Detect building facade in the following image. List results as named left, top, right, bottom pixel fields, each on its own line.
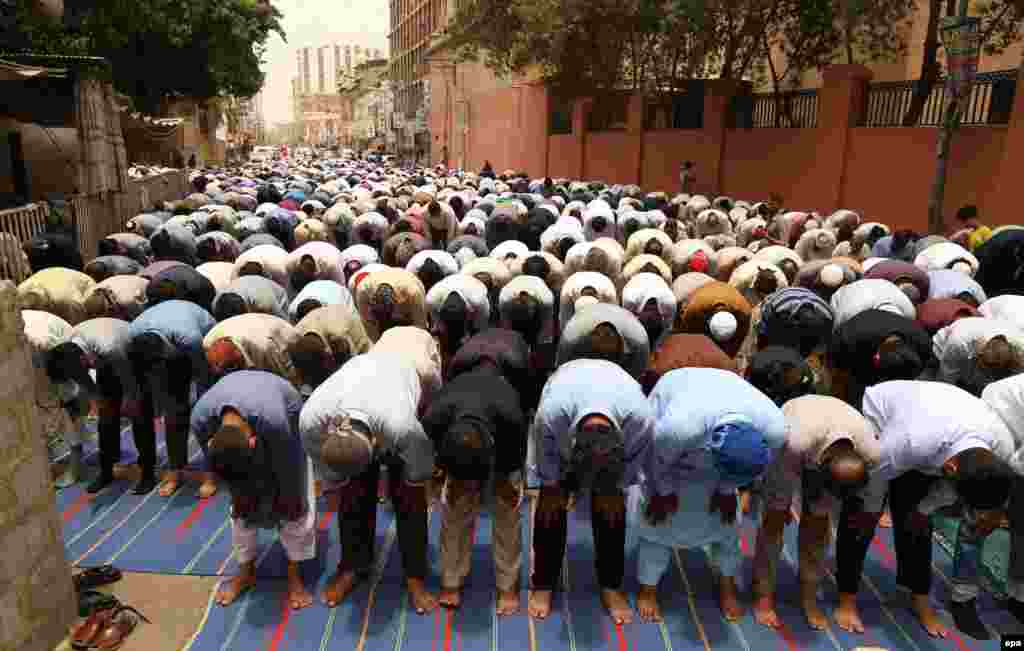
left=389, top=0, right=456, bottom=159
left=291, top=41, right=387, bottom=147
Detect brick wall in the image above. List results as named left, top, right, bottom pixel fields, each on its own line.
left=0, top=280, right=76, bottom=651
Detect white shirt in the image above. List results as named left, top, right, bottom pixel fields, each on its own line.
left=830, top=279, right=916, bottom=331
left=979, top=296, right=1024, bottom=329
left=981, top=375, right=1024, bottom=476
left=859, top=380, right=1015, bottom=513
left=932, top=316, right=1024, bottom=384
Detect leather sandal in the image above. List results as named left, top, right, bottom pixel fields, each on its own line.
left=73, top=565, right=122, bottom=591
left=70, top=606, right=119, bottom=650
left=92, top=605, right=150, bottom=650
left=77, top=589, right=119, bottom=618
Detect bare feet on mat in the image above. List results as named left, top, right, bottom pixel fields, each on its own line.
left=287, top=571, right=313, bottom=610
left=439, top=586, right=462, bottom=609
left=197, top=478, right=217, bottom=499
left=407, top=577, right=437, bottom=614
left=322, top=570, right=358, bottom=608
left=601, top=588, right=634, bottom=625
left=496, top=589, right=520, bottom=616
left=801, top=593, right=828, bottom=631
left=216, top=572, right=255, bottom=606
left=718, top=576, right=744, bottom=621
left=878, top=509, right=892, bottom=528
left=834, top=594, right=865, bottom=633
left=528, top=590, right=553, bottom=619
left=159, top=471, right=180, bottom=497
left=911, top=594, right=947, bottom=638
left=637, top=585, right=662, bottom=623
left=753, top=594, right=782, bottom=628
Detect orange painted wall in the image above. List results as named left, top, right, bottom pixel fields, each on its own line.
left=720, top=128, right=826, bottom=209
left=640, top=130, right=713, bottom=193
left=584, top=132, right=638, bottom=185
left=518, top=84, right=549, bottom=178
left=844, top=126, right=1007, bottom=232
left=466, top=86, right=519, bottom=173
left=547, top=135, right=580, bottom=179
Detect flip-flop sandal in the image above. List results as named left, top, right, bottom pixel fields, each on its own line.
left=92, top=605, right=150, bottom=650
left=77, top=589, right=120, bottom=617
left=70, top=605, right=119, bottom=650
left=73, top=565, right=122, bottom=591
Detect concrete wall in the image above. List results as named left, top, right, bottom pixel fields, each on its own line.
left=0, top=280, right=76, bottom=651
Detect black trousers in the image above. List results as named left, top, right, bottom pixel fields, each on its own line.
left=337, top=461, right=428, bottom=580
left=131, top=355, right=193, bottom=469
left=836, top=470, right=936, bottom=595
left=531, top=489, right=626, bottom=591
left=95, top=365, right=156, bottom=476
left=1009, top=476, right=1024, bottom=587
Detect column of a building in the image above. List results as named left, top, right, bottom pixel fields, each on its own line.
left=571, top=98, right=592, bottom=180
left=988, top=70, right=1024, bottom=220
left=627, top=93, right=644, bottom=186
left=816, top=64, right=873, bottom=210
left=702, top=79, right=741, bottom=197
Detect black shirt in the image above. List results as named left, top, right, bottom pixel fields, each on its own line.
left=420, top=366, right=527, bottom=477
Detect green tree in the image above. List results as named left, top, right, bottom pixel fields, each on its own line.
left=902, top=0, right=1023, bottom=126
left=10, top=0, right=284, bottom=115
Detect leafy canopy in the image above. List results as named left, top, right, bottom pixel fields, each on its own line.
left=10, top=0, right=285, bottom=114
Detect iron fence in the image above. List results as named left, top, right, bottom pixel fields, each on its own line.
left=860, top=68, right=1018, bottom=127
left=739, top=89, right=819, bottom=128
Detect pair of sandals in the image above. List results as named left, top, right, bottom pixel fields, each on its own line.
left=70, top=597, right=149, bottom=650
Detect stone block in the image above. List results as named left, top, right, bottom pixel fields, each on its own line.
left=11, top=448, right=49, bottom=518
left=0, top=518, right=48, bottom=591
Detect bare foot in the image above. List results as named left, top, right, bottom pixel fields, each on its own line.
left=287, top=574, right=313, bottom=610
left=753, top=594, right=781, bottom=628
left=322, top=570, right=359, bottom=608
left=601, top=588, right=634, bottom=625
left=159, top=471, right=180, bottom=497
left=216, top=573, right=256, bottom=606
left=407, top=577, right=438, bottom=614
left=834, top=594, right=865, bottom=633
left=439, top=586, right=462, bottom=609
left=719, top=576, right=744, bottom=621
left=496, top=589, right=520, bottom=616
left=878, top=510, right=892, bottom=528
left=637, top=585, right=662, bottom=623
left=911, top=594, right=947, bottom=638
left=528, top=590, right=553, bottom=619
left=198, top=478, right=218, bottom=499
left=801, top=595, right=828, bottom=631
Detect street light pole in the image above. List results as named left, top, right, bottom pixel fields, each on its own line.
left=926, top=0, right=979, bottom=235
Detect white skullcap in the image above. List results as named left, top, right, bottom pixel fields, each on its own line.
left=708, top=311, right=738, bottom=342
left=861, top=257, right=885, bottom=273
left=820, top=263, right=845, bottom=288
left=574, top=296, right=600, bottom=313
left=951, top=261, right=973, bottom=275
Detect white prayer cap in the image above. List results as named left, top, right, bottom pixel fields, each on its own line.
left=708, top=311, right=738, bottom=342
left=820, top=263, right=845, bottom=288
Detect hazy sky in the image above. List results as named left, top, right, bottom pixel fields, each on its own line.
left=259, top=0, right=390, bottom=126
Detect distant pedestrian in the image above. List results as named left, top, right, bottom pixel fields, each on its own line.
left=679, top=161, right=695, bottom=194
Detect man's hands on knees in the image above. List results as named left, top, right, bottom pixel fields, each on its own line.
left=645, top=493, right=678, bottom=526
left=709, top=491, right=738, bottom=524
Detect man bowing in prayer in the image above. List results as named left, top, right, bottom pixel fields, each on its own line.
left=638, top=368, right=786, bottom=623
left=421, top=351, right=528, bottom=615
left=529, top=358, right=654, bottom=624
left=191, top=370, right=315, bottom=610
left=299, top=336, right=439, bottom=614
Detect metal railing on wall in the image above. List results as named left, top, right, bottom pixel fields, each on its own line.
left=0, top=203, right=48, bottom=283
left=738, top=89, right=819, bottom=128
left=860, top=68, right=1019, bottom=127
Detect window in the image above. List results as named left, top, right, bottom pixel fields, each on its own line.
left=549, top=96, right=573, bottom=135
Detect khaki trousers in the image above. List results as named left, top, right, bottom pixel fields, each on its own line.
left=752, top=508, right=831, bottom=598
left=440, top=473, right=522, bottom=593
